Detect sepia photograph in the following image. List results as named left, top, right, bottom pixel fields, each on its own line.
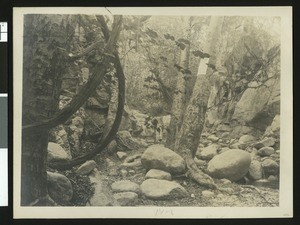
left=13, top=7, right=293, bottom=218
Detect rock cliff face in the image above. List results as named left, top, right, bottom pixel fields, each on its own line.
left=232, top=77, right=279, bottom=130
left=206, top=76, right=279, bottom=135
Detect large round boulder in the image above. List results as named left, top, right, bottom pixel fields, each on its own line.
left=141, top=144, right=186, bottom=174
left=207, top=149, right=251, bottom=181
left=47, top=171, right=73, bottom=204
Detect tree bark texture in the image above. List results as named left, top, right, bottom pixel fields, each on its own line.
left=175, top=16, right=224, bottom=188
left=101, top=72, right=119, bottom=139
left=21, top=15, right=70, bottom=205
left=21, top=15, right=124, bottom=205
left=166, top=42, right=190, bottom=148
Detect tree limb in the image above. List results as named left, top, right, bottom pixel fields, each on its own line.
left=69, top=40, right=105, bottom=60
left=49, top=15, right=125, bottom=170
left=22, top=16, right=122, bottom=132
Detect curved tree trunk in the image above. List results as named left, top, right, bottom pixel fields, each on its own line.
left=21, top=15, right=124, bottom=205
left=48, top=15, right=126, bottom=170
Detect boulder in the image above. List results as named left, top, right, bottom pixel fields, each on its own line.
left=47, top=142, right=71, bottom=163
left=260, top=137, right=276, bottom=147
left=229, top=125, right=254, bottom=139
left=140, top=179, right=188, bottom=200
left=196, top=144, right=220, bottom=160
left=47, top=171, right=73, bottom=204
left=111, top=180, right=140, bottom=194
left=194, top=158, right=207, bottom=167
left=116, top=151, right=128, bottom=161
left=113, top=192, right=138, bottom=206
left=202, top=190, right=214, bottom=198
left=262, top=159, right=279, bottom=176
left=268, top=175, right=279, bottom=182
left=207, top=149, right=251, bottom=181
left=120, top=154, right=144, bottom=172
left=207, top=135, right=219, bottom=142
left=232, top=78, right=278, bottom=124
left=257, top=147, right=275, bottom=157
left=76, top=160, right=97, bottom=175
left=265, top=114, right=280, bottom=137
left=230, top=142, right=241, bottom=149
left=141, top=144, right=186, bottom=174
left=202, top=139, right=211, bottom=146
left=239, top=135, right=256, bottom=144
left=247, top=160, right=263, bottom=180
left=145, top=169, right=172, bottom=181
left=253, top=142, right=265, bottom=150
left=220, top=132, right=229, bottom=139
left=124, top=154, right=142, bottom=163
left=120, top=159, right=143, bottom=170
left=220, top=178, right=232, bottom=185
left=50, top=125, right=72, bottom=158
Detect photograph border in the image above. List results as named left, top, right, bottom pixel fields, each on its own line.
left=13, top=6, right=293, bottom=219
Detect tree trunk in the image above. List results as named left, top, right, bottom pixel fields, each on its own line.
left=101, top=72, right=119, bottom=139
left=166, top=41, right=190, bottom=148
left=21, top=15, right=124, bottom=204
left=175, top=16, right=224, bottom=189
left=21, top=15, right=70, bottom=205
left=48, top=15, right=125, bottom=170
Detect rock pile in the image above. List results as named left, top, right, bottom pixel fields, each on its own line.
left=47, top=110, right=280, bottom=206
left=195, top=119, right=280, bottom=185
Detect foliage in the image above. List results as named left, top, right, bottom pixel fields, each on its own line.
left=63, top=170, right=95, bottom=206
left=22, top=15, right=77, bottom=124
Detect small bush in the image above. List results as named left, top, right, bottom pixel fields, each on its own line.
left=64, top=170, right=95, bottom=206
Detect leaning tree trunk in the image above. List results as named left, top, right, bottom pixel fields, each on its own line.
left=174, top=16, right=224, bottom=189
left=166, top=40, right=191, bottom=148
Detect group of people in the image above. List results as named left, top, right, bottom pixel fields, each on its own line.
left=143, top=115, right=170, bottom=143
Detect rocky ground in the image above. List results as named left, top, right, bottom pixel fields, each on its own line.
left=46, top=114, right=280, bottom=207
left=88, top=139, right=279, bottom=207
